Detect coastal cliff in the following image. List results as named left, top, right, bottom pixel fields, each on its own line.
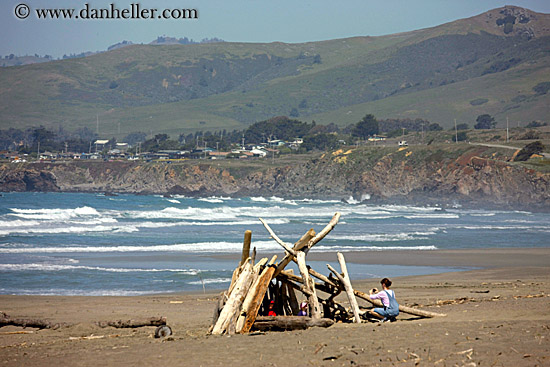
left=1, top=144, right=549, bottom=209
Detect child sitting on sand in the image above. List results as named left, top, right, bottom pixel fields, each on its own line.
left=368, top=278, right=399, bottom=322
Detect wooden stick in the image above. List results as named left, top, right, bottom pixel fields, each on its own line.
left=336, top=252, right=361, bottom=323
left=252, top=316, right=334, bottom=331
left=305, top=212, right=341, bottom=254
left=239, top=257, right=278, bottom=334
left=297, top=251, right=321, bottom=319
left=240, top=230, right=252, bottom=266
left=212, top=261, right=255, bottom=335
left=273, top=229, right=315, bottom=277
left=277, top=270, right=334, bottom=294
left=353, top=290, right=447, bottom=318
left=259, top=218, right=296, bottom=256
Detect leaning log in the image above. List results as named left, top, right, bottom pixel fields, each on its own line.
left=212, top=261, right=255, bottom=335
left=335, top=252, right=361, bottom=323
left=252, top=316, right=334, bottom=331
left=235, top=255, right=275, bottom=332
left=240, top=258, right=278, bottom=334
left=354, top=290, right=447, bottom=318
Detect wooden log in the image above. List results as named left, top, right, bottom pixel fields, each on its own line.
left=353, top=290, right=447, bottom=318
left=212, top=261, right=254, bottom=335
left=259, top=218, right=296, bottom=256
left=0, top=312, right=166, bottom=330
left=297, top=251, right=321, bottom=319
left=96, top=317, right=167, bottom=328
left=209, top=291, right=227, bottom=332
left=0, top=312, right=64, bottom=330
left=304, top=212, right=341, bottom=254
left=239, top=258, right=278, bottom=334
left=252, top=316, right=334, bottom=331
left=273, top=229, right=315, bottom=277
left=240, top=230, right=252, bottom=266
left=336, top=252, right=361, bottom=323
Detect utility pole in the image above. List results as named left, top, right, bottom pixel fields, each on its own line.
left=96, top=114, right=99, bottom=134
left=506, top=117, right=509, bottom=143
left=37, top=141, right=40, bottom=160
left=454, top=119, right=458, bottom=144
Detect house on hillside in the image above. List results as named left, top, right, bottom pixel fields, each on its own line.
left=94, top=139, right=109, bottom=152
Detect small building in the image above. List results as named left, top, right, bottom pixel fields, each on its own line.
left=94, top=139, right=110, bottom=152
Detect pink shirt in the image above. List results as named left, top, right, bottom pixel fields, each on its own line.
left=369, top=289, right=394, bottom=307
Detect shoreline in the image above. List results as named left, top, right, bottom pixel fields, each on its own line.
left=1, top=247, right=549, bottom=366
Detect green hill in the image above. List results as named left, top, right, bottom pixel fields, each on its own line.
left=1, top=6, right=549, bottom=137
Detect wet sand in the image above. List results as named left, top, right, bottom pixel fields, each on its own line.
left=1, top=248, right=549, bottom=366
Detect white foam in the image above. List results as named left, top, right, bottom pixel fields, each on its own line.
left=404, top=214, right=460, bottom=219
left=0, top=263, right=200, bottom=273
left=314, top=245, right=438, bottom=252
left=198, top=198, right=224, bottom=203
left=166, top=199, right=181, bottom=204
left=331, top=230, right=436, bottom=242
left=188, top=277, right=232, bottom=285
left=0, top=240, right=280, bottom=254
left=0, top=288, right=166, bottom=296
left=0, top=224, right=138, bottom=236
left=8, top=206, right=100, bottom=220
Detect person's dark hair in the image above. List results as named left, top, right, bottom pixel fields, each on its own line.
left=380, top=278, right=392, bottom=288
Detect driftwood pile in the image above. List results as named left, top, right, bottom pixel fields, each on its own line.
left=210, top=213, right=445, bottom=335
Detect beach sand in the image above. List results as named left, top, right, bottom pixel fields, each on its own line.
left=1, top=248, right=549, bottom=366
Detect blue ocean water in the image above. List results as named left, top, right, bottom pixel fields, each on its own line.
left=0, top=192, right=548, bottom=296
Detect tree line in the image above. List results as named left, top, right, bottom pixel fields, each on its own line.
left=1, top=113, right=526, bottom=155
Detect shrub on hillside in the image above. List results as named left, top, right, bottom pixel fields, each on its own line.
left=515, top=141, right=545, bottom=162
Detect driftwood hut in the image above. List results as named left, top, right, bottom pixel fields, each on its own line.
left=210, top=212, right=445, bottom=335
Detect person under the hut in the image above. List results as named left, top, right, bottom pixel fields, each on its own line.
left=368, top=277, right=399, bottom=322
left=298, top=301, right=308, bottom=316
left=267, top=300, right=277, bottom=316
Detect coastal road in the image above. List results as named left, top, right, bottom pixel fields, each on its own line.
left=470, top=142, right=550, bottom=158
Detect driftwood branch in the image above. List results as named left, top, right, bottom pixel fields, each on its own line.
left=273, top=229, right=315, bottom=277
left=96, top=317, right=167, bottom=328
left=0, top=312, right=167, bottom=330
left=0, top=312, right=64, bottom=330
left=259, top=218, right=296, bottom=256
left=354, top=290, right=447, bottom=318
left=304, top=212, right=341, bottom=254
left=336, top=252, right=361, bottom=323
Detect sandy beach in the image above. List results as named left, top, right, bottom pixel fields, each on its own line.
left=1, top=248, right=549, bottom=366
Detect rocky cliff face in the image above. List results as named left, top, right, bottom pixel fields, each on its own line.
left=1, top=145, right=549, bottom=210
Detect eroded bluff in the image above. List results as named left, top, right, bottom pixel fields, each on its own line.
left=1, top=145, right=548, bottom=210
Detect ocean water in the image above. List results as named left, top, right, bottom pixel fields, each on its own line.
left=0, top=192, right=548, bottom=296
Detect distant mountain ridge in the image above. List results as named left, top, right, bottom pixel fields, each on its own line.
left=1, top=6, right=549, bottom=135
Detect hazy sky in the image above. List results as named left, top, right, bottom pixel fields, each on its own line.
left=2, top=0, right=550, bottom=58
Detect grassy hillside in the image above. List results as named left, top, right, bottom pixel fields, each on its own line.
left=0, top=6, right=549, bottom=137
